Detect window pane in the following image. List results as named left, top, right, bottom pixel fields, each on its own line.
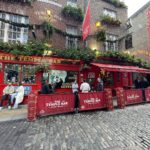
left=22, top=65, right=36, bottom=84
left=0, top=30, right=4, bottom=38
left=48, top=70, right=78, bottom=88
left=0, top=22, right=5, bottom=29
left=103, top=9, right=117, bottom=19
left=4, top=64, right=20, bottom=83
left=104, top=72, right=114, bottom=86
left=105, top=34, right=118, bottom=51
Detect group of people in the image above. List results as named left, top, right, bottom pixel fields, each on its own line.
left=71, top=78, right=104, bottom=113
left=40, top=77, right=63, bottom=94
left=0, top=81, right=24, bottom=110
left=134, top=76, right=149, bottom=89
left=72, top=77, right=104, bottom=94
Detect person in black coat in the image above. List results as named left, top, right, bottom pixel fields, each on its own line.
left=134, top=77, right=141, bottom=89
left=41, top=80, right=52, bottom=94
left=140, top=77, right=149, bottom=89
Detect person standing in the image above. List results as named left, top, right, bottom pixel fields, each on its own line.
left=140, top=77, right=149, bottom=89
left=134, top=77, right=141, bottom=89
left=97, top=77, right=104, bottom=91
left=72, top=80, right=79, bottom=113
left=140, top=77, right=149, bottom=101
left=0, top=82, right=14, bottom=110
left=80, top=79, right=90, bottom=93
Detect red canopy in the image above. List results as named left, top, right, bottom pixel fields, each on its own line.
left=91, top=63, right=150, bottom=74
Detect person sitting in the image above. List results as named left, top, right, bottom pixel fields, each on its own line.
left=41, top=80, right=51, bottom=94
left=80, top=79, right=91, bottom=93
left=11, top=82, right=25, bottom=109
left=0, top=82, right=14, bottom=110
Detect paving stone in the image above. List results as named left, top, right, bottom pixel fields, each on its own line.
left=2, top=104, right=150, bottom=149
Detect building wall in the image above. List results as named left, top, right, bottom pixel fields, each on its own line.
left=127, top=2, right=150, bottom=61
left=87, top=0, right=127, bottom=51
left=0, top=0, right=127, bottom=51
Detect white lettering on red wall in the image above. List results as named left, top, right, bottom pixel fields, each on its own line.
left=127, top=94, right=140, bottom=100
left=84, top=98, right=101, bottom=104
left=46, top=100, right=68, bottom=108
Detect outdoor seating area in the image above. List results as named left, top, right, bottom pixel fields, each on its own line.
left=27, top=87, right=150, bottom=121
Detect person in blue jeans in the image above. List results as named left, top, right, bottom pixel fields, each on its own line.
left=0, top=82, right=14, bottom=110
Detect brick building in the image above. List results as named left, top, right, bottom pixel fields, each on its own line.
left=0, top=0, right=127, bottom=52
left=125, top=1, right=150, bottom=61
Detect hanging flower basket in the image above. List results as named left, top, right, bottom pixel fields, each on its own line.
left=101, top=15, right=121, bottom=26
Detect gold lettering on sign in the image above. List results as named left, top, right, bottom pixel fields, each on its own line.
left=0, top=53, right=74, bottom=64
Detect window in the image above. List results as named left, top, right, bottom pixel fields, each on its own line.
left=22, top=65, right=36, bottom=84
left=43, top=70, right=78, bottom=88
left=0, top=12, right=29, bottom=43
left=103, top=8, right=117, bottom=19
left=4, top=64, right=36, bottom=84
left=66, top=25, right=78, bottom=49
left=0, top=12, right=5, bottom=41
left=102, top=71, right=114, bottom=86
left=4, top=64, right=20, bottom=83
left=105, top=34, right=118, bottom=51
left=67, top=0, right=77, bottom=7
left=125, top=34, right=132, bottom=49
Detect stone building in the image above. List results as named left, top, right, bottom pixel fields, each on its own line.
left=125, top=1, right=150, bottom=61
left=0, top=0, right=127, bottom=52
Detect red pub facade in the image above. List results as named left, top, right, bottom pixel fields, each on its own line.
left=1, top=51, right=150, bottom=121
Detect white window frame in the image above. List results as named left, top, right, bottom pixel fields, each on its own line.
left=105, top=34, right=118, bottom=51
left=0, top=12, right=29, bottom=43
left=103, top=8, right=117, bottom=19
left=66, top=25, right=78, bottom=49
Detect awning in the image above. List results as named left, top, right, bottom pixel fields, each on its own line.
left=91, top=63, right=150, bottom=74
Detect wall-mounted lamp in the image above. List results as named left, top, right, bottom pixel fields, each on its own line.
left=96, top=21, right=101, bottom=28
left=47, top=10, right=51, bottom=17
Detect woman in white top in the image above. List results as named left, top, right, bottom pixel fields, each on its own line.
left=12, top=82, right=24, bottom=109
left=80, top=79, right=91, bottom=93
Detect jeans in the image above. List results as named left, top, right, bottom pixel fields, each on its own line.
left=74, top=91, right=79, bottom=109
left=10, top=93, right=17, bottom=104
left=0, top=94, right=11, bottom=107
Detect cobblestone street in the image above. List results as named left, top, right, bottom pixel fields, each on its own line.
left=1, top=104, right=150, bottom=150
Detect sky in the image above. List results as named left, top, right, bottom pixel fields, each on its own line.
left=122, top=0, right=150, bottom=17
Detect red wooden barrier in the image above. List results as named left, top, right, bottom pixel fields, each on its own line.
left=124, top=89, right=143, bottom=105
left=27, top=92, right=37, bottom=121
left=36, top=94, right=75, bottom=116
left=78, top=92, right=107, bottom=111
left=145, top=88, right=150, bottom=102
left=104, top=88, right=113, bottom=111
left=116, top=87, right=125, bottom=109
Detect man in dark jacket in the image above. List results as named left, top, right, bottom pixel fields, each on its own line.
left=140, top=77, right=149, bottom=89
left=134, top=77, right=141, bottom=89
left=41, top=80, right=52, bottom=94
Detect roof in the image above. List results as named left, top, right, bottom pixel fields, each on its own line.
left=91, top=63, right=150, bottom=74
